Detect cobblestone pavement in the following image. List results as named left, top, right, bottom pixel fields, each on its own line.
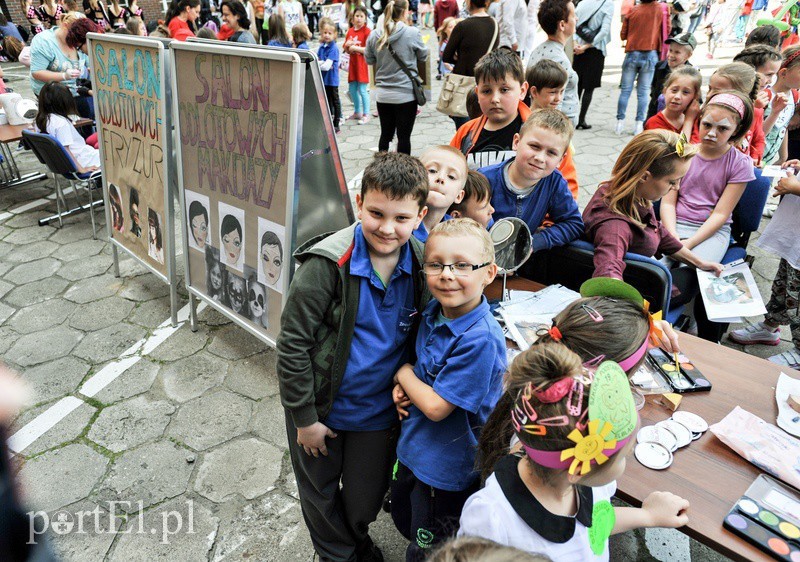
left=0, top=21, right=785, bottom=561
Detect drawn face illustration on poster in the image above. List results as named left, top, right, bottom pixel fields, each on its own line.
left=147, top=208, right=165, bottom=265
left=186, top=191, right=211, bottom=252
left=226, top=271, right=247, bottom=315
left=219, top=202, right=245, bottom=272
left=109, top=184, right=125, bottom=233
left=129, top=187, right=141, bottom=238
left=257, top=217, right=285, bottom=293
left=205, top=245, right=225, bottom=301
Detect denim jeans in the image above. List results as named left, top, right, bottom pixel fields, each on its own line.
left=616, top=50, right=659, bottom=122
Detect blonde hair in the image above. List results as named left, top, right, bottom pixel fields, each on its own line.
left=420, top=144, right=469, bottom=178
left=428, top=218, right=494, bottom=261
left=437, top=16, right=458, bottom=43
left=604, top=130, right=698, bottom=225
left=378, top=0, right=408, bottom=50
left=712, top=61, right=758, bottom=100
left=318, top=16, right=335, bottom=32
left=663, top=65, right=702, bottom=96
left=429, top=537, right=552, bottom=562
left=519, top=108, right=573, bottom=154
left=60, top=11, right=85, bottom=28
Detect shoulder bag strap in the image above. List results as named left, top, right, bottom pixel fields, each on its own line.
left=486, top=18, right=498, bottom=54
left=387, top=40, right=420, bottom=83
left=581, top=0, right=605, bottom=29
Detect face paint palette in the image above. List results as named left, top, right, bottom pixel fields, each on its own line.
left=647, top=348, right=712, bottom=393
left=724, top=474, right=800, bottom=561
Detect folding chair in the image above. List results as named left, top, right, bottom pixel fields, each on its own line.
left=21, top=129, right=103, bottom=237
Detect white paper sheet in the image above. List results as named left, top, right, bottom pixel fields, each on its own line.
left=776, top=373, right=800, bottom=438
left=696, top=261, right=766, bottom=321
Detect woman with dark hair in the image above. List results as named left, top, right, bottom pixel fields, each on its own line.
left=166, top=0, right=201, bottom=40
left=441, top=0, right=499, bottom=130
left=129, top=188, right=141, bottom=237
left=205, top=246, right=225, bottom=301
left=188, top=200, right=209, bottom=249
left=148, top=209, right=164, bottom=263
left=221, top=0, right=256, bottom=43
left=30, top=16, right=99, bottom=120
left=109, top=185, right=124, bottom=232
left=220, top=214, right=243, bottom=267
left=34, top=82, right=100, bottom=172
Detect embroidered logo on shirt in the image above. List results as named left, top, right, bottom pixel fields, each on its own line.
left=416, top=528, right=434, bottom=549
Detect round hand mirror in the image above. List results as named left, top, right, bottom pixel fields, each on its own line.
left=490, top=217, right=532, bottom=274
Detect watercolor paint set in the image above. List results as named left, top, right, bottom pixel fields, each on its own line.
left=646, top=348, right=712, bottom=393
left=724, top=474, right=800, bottom=561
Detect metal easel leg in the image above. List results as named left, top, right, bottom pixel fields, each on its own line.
left=189, top=293, right=198, bottom=332
left=111, top=244, right=120, bottom=277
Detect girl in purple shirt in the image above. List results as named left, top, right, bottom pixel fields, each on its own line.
left=660, top=91, right=755, bottom=264
left=583, top=130, right=723, bottom=290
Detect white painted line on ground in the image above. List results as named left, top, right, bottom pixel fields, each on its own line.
left=8, top=396, right=83, bottom=454
left=8, top=300, right=206, bottom=453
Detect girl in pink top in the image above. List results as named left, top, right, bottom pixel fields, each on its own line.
left=660, top=91, right=756, bottom=264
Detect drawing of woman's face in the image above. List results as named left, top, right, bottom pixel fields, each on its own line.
left=249, top=283, right=265, bottom=318
left=149, top=222, right=157, bottom=242
left=222, top=229, right=241, bottom=264
left=209, top=262, right=223, bottom=291
left=191, top=215, right=208, bottom=249
left=261, top=243, right=282, bottom=286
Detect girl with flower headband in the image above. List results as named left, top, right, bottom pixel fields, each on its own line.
left=583, top=130, right=724, bottom=292
left=660, top=90, right=755, bottom=335
left=459, top=342, right=689, bottom=559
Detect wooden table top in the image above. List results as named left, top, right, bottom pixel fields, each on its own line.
left=486, top=275, right=797, bottom=562
left=0, top=119, right=94, bottom=144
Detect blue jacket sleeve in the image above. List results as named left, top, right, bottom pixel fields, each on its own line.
left=532, top=177, right=584, bottom=252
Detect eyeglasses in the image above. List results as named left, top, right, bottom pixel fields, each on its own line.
left=422, top=261, right=491, bottom=276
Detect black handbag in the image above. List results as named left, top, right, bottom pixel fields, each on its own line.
left=387, top=42, right=427, bottom=106
left=575, top=0, right=605, bottom=44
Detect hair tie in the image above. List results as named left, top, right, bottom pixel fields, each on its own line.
left=782, top=49, right=800, bottom=69
left=707, top=92, right=745, bottom=120
left=548, top=325, right=563, bottom=341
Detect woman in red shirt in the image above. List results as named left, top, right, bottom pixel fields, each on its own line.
left=342, top=5, right=371, bottom=124
left=166, top=0, right=200, bottom=41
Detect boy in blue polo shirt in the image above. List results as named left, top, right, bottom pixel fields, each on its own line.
left=479, top=108, right=584, bottom=252
left=277, top=152, right=429, bottom=562
left=412, top=145, right=469, bottom=242
left=390, top=218, right=506, bottom=562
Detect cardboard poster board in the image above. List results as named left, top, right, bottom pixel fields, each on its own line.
left=172, top=42, right=306, bottom=345
left=89, top=34, right=178, bottom=322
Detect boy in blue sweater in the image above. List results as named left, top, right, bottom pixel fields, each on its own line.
left=391, top=218, right=506, bottom=561
left=479, top=108, right=583, bottom=253
left=317, top=17, right=342, bottom=133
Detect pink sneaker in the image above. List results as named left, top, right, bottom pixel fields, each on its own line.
left=358, top=115, right=371, bottom=125
left=347, top=113, right=362, bottom=121
left=728, top=322, right=781, bottom=346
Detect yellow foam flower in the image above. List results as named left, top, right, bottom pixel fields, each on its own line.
left=559, top=419, right=618, bottom=475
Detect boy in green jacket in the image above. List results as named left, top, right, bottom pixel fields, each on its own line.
left=277, top=151, right=429, bottom=562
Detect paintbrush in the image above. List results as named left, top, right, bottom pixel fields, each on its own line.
left=674, top=352, right=680, bottom=373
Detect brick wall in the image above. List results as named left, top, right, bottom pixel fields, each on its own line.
left=1, top=0, right=167, bottom=40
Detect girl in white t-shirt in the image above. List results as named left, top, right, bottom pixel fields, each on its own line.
left=278, top=0, right=303, bottom=34
left=34, top=81, right=100, bottom=173
left=459, top=338, right=689, bottom=561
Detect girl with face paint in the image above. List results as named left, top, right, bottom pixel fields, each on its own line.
left=659, top=90, right=755, bottom=338
left=260, top=231, right=283, bottom=288
left=188, top=201, right=209, bottom=250
left=205, top=246, right=225, bottom=301
left=226, top=273, right=247, bottom=315
left=221, top=214, right=243, bottom=268
left=247, top=276, right=269, bottom=328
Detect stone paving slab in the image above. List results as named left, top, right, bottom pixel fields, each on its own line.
left=87, top=396, right=175, bottom=453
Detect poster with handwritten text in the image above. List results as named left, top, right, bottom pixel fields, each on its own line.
left=92, top=38, right=167, bottom=275
left=173, top=46, right=293, bottom=340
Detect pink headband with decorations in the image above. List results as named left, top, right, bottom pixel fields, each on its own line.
left=708, top=93, right=745, bottom=119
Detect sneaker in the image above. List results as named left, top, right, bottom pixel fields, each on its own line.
left=334, top=126, right=341, bottom=134
left=763, top=202, right=777, bottom=218
left=372, top=110, right=379, bottom=117
left=728, top=322, right=781, bottom=346
left=615, top=120, right=625, bottom=135
left=634, top=121, right=644, bottom=135
left=347, top=113, right=362, bottom=121
left=358, top=115, right=371, bottom=125
left=768, top=348, right=800, bottom=369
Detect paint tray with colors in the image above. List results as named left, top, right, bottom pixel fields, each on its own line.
left=647, top=348, right=712, bottom=393
left=724, top=474, right=800, bottom=561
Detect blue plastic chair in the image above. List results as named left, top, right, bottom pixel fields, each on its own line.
left=21, top=129, right=102, bottom=237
